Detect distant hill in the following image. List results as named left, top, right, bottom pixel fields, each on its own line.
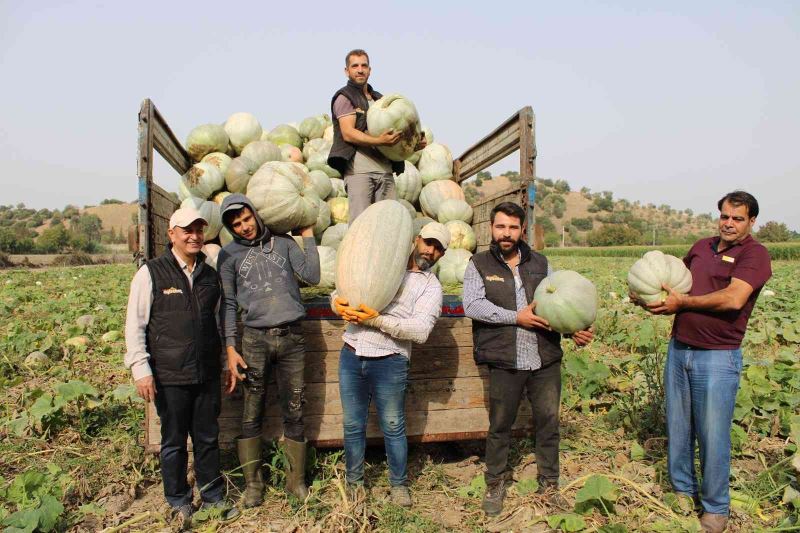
left=464, top=174, right=719, bottom=247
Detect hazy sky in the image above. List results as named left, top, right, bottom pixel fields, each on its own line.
left=2, top=1, right=798, bottom=230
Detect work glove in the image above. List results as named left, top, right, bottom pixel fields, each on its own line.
left=333, top=297, right=358, bottom=322
left=348, top=303, right=380, bottom=324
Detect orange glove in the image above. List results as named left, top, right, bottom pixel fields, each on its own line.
left=348, top=304, right=380, bottom=324
left=334, top=297, right=358, bottom=322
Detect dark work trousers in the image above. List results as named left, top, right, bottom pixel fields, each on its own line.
left=240, top=324, right=306, bottom=441
left=153, top=378, right=223, bottom=508
left=484, top=360, right=562, bottom=486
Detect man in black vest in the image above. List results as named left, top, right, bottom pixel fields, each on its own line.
left=124, top=207, right=237, bottom=528
left=328, top=48, right=421, bottom=222
left=463, top=202, right=594, bottom=516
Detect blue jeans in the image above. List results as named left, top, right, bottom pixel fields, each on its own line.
left=338, top=346, right=409, bottom=486
left=665, top=338, right=742, bottom=515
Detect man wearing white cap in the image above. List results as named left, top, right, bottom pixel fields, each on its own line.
left=124, top=207, right=237, bottom=527
left=330, top=222, right=449, bottom=508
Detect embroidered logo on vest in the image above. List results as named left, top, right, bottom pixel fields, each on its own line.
left=162, top=287, right=183, bottom=295
left=485, top=275, right=505, bottom=282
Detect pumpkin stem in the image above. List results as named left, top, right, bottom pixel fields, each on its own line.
left=547, top=286, right=556, bottom=294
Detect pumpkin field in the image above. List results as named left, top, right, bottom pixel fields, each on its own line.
left=1, top=256, right=798, bottom=532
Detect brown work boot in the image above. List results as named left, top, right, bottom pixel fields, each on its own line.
left=390, top=485, right=412, bottom=508
left=236, top=436, right=264, bottom=508
left=536, top=477, right=569, bottom=509
left=700, top=512, right=728, bottom=533
left=482, top=478, right=507, bottom=516
left=283, top=437, right=309, bottom=500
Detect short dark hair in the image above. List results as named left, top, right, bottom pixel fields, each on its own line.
left=222, top=205, right=252, bottom=226
left=490, top=202, right=526, bottom=225
left=345, top=49, right=369, bottom=67
left=718, top=190, right=759, bottom=218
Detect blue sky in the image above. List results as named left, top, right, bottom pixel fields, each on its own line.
left=1, top=1, right=798, bottom=230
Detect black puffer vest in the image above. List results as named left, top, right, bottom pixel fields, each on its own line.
left=145, top=249, right=221, bottom=385
left=470, top=241, right=563, bottom=369
left=328, top=81, right=404, bottom=176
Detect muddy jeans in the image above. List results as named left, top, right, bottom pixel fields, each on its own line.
left=484, top=360, right=562, bottom=486
left=240, top=324, right=306, bottom=441
left=344, top=172, right=396, bottom=223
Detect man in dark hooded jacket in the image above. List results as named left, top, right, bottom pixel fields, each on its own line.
left=217, top=193, right=320, bottom=507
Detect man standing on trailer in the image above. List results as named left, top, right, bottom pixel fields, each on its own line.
left=124, top=206, right=238, bottom=528
left=636, top=191, right=771, bottom=533
left=327, top=48, right=425, bottom=222
left=463, top=201, right=594, bottom=516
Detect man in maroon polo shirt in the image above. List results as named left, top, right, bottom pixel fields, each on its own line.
left=640, top=190, right=771, bottom=533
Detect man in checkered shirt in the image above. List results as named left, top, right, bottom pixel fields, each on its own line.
left=463, top=202, right=594, bottom=516
left=331, top=222, right=450, bottom=508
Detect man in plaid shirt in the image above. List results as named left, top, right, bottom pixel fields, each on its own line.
left=331, top=222, right=450, bottom=508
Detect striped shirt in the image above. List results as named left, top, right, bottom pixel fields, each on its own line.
left=334, top=270, right=443, bottom=358
left=462, top=255, right=552, bottom=371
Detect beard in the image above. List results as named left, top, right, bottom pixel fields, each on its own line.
left=413, top=250, right=435, bottom=271
left=494, top=237, right=519, bottom=257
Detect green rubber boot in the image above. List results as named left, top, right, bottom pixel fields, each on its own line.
left=283, top=438, right=309, bottom=500
left=236, top=436, right=264, bottom=508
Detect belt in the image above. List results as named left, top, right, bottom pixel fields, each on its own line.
left=265, top=321, right=302, bottom=336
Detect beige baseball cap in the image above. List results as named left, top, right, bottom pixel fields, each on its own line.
left=169, top=207, right=207, bottom=229
left=419, top=222, right=450, bottom=250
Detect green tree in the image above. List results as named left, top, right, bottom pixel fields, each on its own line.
left=755, top=221, right=791, bottom=242
left=100, top=198, right=124, bottom=205
left=586, top=225, right=643, bottom=246
left=71, top=214, right=103, bottom=243
left=476, top=170, right=492, bottom=181
left=36, top=225, right=71, bottom=253
left=553, top=179, right=570, bottom=193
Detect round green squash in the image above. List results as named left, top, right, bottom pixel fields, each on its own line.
left=533, top=270, right=597, bottom=334
left=627, top=250, right=692, bottom=304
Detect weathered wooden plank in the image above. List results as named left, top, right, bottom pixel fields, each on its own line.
left=152, top=105, right=192, bottom=176
left=454, top=114, right=523, bottom=182
left=147, top=404, right=534, bottom=452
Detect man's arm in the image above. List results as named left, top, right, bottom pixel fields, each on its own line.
left=649, top=278, right=754, bottom=314
left=124, top=266, right=156, bottom=401
left=338, top=113, right=401, bottom=148
left=365, top=278, right=442, bottom=344
left=288, top=228, right=320, bottom=285
left=217, top=250, right=240, bottom=348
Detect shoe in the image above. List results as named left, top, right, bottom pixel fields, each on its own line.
left=700, top=512, right=728, bottom=533
left=346, top=482, right=367, bottom=502
left=283, top=437, right=309, bottom=500
left=390, top=485, right=412, bottom=508
left=668, top=492, right=701, bottom=516
left=170, top=503, right=193, bottom=531
left=482, top=479, right=507, bottom=516
left=536, top=478, right=568, bottom=508
left=236, top=436, right=265, bottom=507
left=197, top=500, right=240, bottom=522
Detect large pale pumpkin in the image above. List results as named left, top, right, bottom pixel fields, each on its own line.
left=397, top=199, right=416, bottom=219
left=202, top=243, right=222, bottom=270
left=317, top=245, right=336, bottom=288
left=200, top=152, right=232, bottom=176
left=366, top=94, right=422, bottom=161
left=395, top=161, right=422, bottom=204
left=308, top=170, right=332, bottom=200
left=299, top=115, right=328, bottom=141
left=328, top=197, right=349, bottom=224
left=533, top=270, right=598, bottom=334
left=181, top=162, right=224, bottom=200
left=224, top=156, right=258, bottom=193
left=445, top=220, right=477, bottom=252
left=433, top=248, right=472, bottom=285
left=321, top=223, right=348, bottom=250
left=335, top=200, right=413, bottom=311
left=437, top=198, right=473, bottom=224
left=246, top=161, right=320, bottom=234
left=418, top=143, right=453, bottom=184
left=266, top=124, right=303, bottom=148
left=224, top=112, right=263, bottom=154
left=240, top=140, right=282, bottom=168
left=280, top=144, right=304, bottom=163
left=413, top=216, right=435, bottom=236
left=186, top=124, right=229, bottom=162
left=313, top=197, right=331, bottom=239
left=328, top=178, right=347, bottom=199
left=419, top=180, right=465, bottom=219
left=628, top=250, right=692, bottom=304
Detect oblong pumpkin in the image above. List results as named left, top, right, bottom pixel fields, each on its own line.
left=246, top=161, right=320, bottom=234
left=627, top=250, right=692, bottom=304
left=419, top=180, right=465, bottom=219
left=533, top=270, right=598, bottom=334
left=395, top=161, right=422, bottom=204
left=335, top=200, right=413, bottom=312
